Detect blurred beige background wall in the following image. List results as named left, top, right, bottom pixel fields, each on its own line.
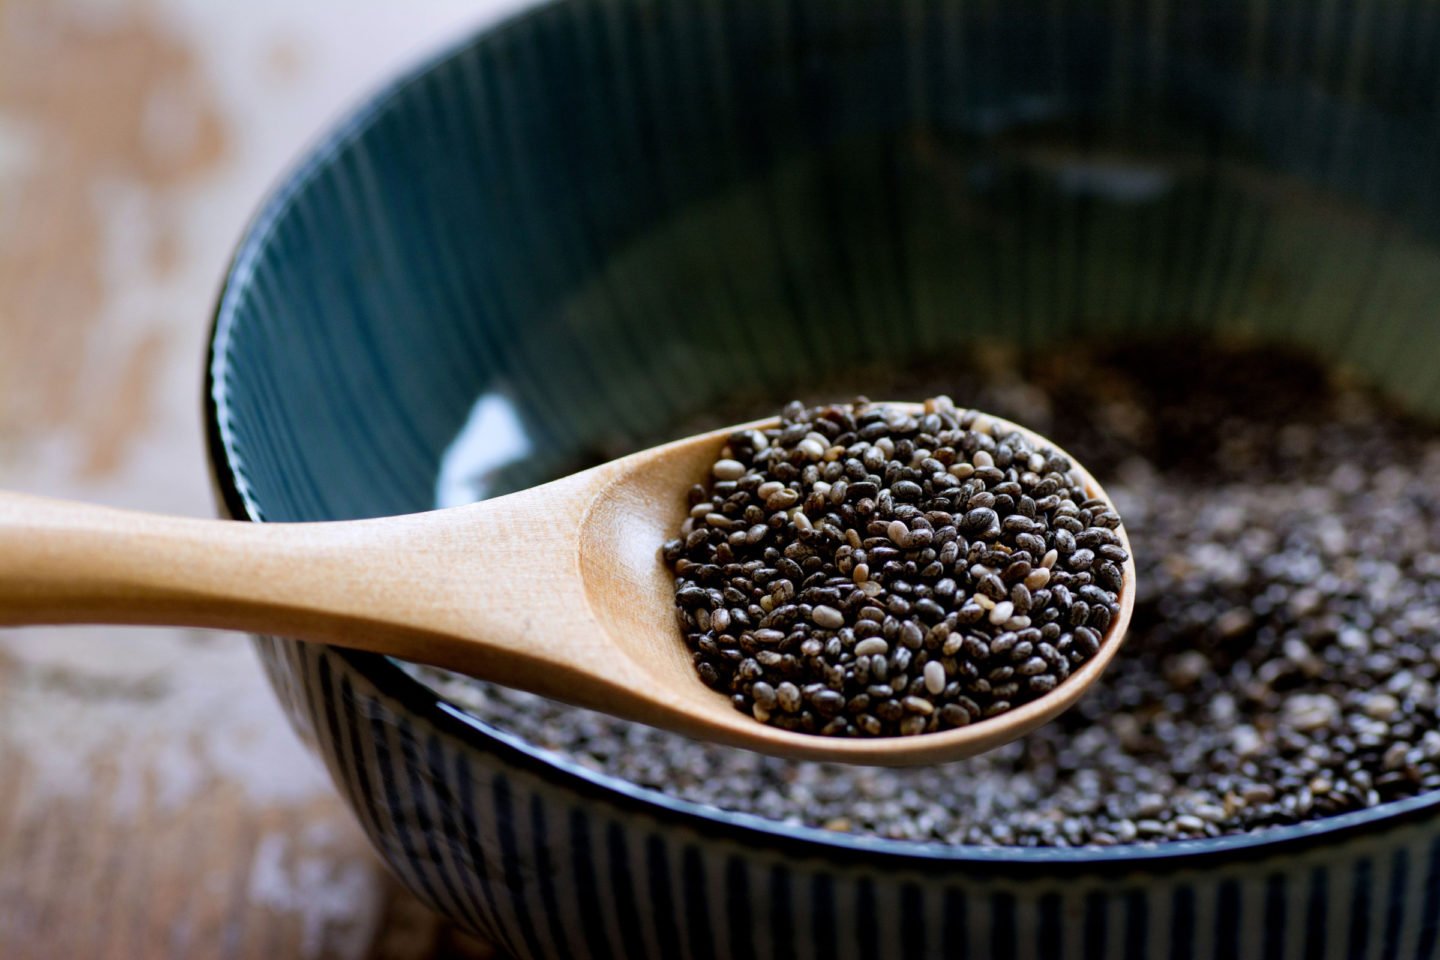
left=0, top=1, right=521, bottom=956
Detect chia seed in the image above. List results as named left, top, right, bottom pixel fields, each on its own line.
left=421, top=340, right=1440, bottom=847
left=662, top=397, right=1123, bottom=737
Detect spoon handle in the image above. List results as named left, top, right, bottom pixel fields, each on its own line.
left=0, top=490, right=391, bottom=640
left=0, top=476, right=617, bottom=693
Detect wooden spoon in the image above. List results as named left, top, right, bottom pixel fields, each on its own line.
left=0, top=405, right=1133, bottom=766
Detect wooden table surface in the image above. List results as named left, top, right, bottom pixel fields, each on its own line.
left=0, top=1, right=523, bottom=955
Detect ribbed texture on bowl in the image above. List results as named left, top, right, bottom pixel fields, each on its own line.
left=210, top=1, right=1440, bottom=955
left=256, top=637, right=1440, bottom=958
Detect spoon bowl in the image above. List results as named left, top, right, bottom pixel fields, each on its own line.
left=573, top=404, right=1136, bottom=764
left=0, top=404, right=1133, bottom=766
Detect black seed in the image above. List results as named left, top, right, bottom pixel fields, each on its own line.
left=962, top=507, right=1001, bottom=538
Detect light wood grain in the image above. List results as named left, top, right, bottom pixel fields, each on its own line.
left=0, top=408, right=1135, bottom=766
left=0, top=673, right=496, bottom=960
left=0, top=0, right=513, bottom=953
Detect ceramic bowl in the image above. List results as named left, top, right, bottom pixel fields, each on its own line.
left=208, top=2, right=1440, bottom=956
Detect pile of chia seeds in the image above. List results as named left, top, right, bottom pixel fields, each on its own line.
left=422, top=340, right=1440, bottom=846
left=664, top=398, right=1124, bottom=737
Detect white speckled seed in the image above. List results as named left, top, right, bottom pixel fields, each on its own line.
left=1025, top=568, right=1051, bottom=589
left=713, top=459, right=746, bottom=480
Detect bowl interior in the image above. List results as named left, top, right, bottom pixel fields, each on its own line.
left=214, top=0, right=1440, bottom=530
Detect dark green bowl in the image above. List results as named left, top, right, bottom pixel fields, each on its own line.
left=208, top=2, right=1440, bottom=956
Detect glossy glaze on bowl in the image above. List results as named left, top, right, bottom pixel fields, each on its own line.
left=209, top=1, right=1440, bottom=956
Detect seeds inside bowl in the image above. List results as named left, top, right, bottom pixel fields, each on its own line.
left=424, top=340, right=1440, bottom=846
left=661, top=398, right=1126, bottom=737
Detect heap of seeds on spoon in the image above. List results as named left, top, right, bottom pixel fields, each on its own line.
left=663, top=396, right=1126, bottom=737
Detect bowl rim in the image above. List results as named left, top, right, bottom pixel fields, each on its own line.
left=205, top=0, right=1440, bottom=871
